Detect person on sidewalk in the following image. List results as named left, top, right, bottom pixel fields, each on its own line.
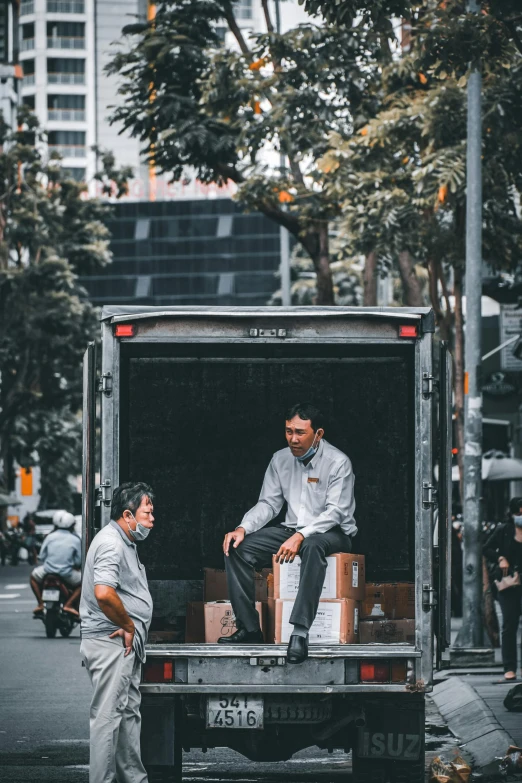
left=220, top=402, right=356, bottom=664
left=483, top=496, right=522, bottom=682
left=80, top=482, right=155, bottom=783
left=30, top=511, right=82, bottom=617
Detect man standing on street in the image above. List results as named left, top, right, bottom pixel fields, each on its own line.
left=80, top=482, right=155, bottom=783
left=220, top=403, right=356, bottom=664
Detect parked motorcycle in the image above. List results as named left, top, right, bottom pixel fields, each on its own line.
left=36, top=573, right=80, bottom=638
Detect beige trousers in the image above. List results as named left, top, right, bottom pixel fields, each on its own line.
left=80, top=637, right=148, bottom=783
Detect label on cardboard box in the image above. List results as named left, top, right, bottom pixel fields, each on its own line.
left=274, top=598, right=360, bottom=644
left=359, top=619, right=415, bottom=645
left=273, top=553, right=365, bottom=601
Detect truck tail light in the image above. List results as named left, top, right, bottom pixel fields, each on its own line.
left=115, top=324, right=135, bottom=337
left=391, top=660, right=407, bottom=682
left=360, top=661, right=390, bottom=682
left=399, top=325, right=418, bottom=338
left=143, top=659, right=174, bottom=683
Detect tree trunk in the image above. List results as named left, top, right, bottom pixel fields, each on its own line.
left=397, top=250, right=423, bottom=306
left=454, top=266, right=465, bottom=505
left=363, top=251, right=377, bottom=306
left=314, top=221, right=334, bottom=305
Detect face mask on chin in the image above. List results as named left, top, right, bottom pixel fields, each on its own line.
left=126, top=512, right=151, bottom=542
left=296, top=432, right=321, bottom=462
left=513, top=515, right=522, bottom=528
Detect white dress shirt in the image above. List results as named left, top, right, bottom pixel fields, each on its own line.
left=240, top=439, right=357, bottom=539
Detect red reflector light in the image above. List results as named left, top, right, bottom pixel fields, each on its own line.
left=143, top=659, right=174, bottom=683
left=360, top=661, right=390, bottom=682
left=391, top=660, right=407, bottom=682
left=399, top=325, right=418, bottom=338
left=115, top=324, right=135, bottom=337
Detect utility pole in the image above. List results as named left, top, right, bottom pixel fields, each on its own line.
left=452, top=0, right=493, bottom=665
left=275, top=0, right=291, bottom=306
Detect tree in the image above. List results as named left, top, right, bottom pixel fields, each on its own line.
left=314, top=1, right=522, bottom=483
left=106, top=0, right=390, bottom=303
left=0, top=109, right=127, bottom=511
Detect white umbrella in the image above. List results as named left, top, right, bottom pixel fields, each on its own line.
left=451, top=451, right=522, bottom=482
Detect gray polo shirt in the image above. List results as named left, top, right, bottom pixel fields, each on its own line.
left=80, top=521, right=153, bottom=661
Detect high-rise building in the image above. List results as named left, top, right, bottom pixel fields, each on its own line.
left=0, top=1, right=22, bottom=131
left=18, top=0, right=309, bottom=196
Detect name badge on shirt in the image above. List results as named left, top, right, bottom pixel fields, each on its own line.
left=308, top=477, right=319, bottom=483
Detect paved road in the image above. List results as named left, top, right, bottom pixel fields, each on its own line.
left=0, top=563, right=456, bottom=782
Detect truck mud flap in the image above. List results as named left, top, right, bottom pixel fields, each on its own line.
left=356, top=697, right=425, bottom=762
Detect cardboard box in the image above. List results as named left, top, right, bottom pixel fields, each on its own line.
left=185, top=601, right=205, bottom=643
left=273, top=553, right=365, bottom=601
left=266, top=598, right=276, bottom=644
left=274, top=598, right=360, bottom=644
left=203, top=601, right=266, bottom=643
left=362, top=583, right=415, bottom=620
left=204, top=568, right=271, bottom=602
left=359, top=619, right=415, bottom=645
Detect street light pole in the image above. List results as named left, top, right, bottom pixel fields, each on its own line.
left=452, top=0, right=493, bottom=663
left=275, top=0, right=291, bottom=306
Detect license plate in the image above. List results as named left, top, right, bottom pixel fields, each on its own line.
left=207, top=695, right=264, bottom=729
left=42, top=589, right=60, bottom=601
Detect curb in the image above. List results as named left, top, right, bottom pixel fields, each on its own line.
left=431, top=676, right=515, bottom=777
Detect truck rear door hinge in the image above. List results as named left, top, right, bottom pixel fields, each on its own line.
left=97, top=372, right=112, bottom=397
left=422, top=372, right=436, bottom=398
left=422, top=481, right=437, bottom=508
left=96, top=480, right=112, bottom=507
left=422, top=584, right=437, bottom=611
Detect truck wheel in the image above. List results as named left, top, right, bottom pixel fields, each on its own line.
left=351, top=756, right=387, bottom=782
left=44, top=611, right=58, bottom=638
left=391, top=759, right=425, bottom=783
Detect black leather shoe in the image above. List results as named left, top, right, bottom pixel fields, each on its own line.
left=217, top=627, right=264, bottom=644
left=287, top=634, right=308, bottom=664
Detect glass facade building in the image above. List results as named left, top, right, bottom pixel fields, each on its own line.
left=79, top=199, right=283, bottom=306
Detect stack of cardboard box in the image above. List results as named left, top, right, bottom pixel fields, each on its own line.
left=268, top=554, right=365, bottom=644
left=359, top=582, right=415, bottom=643
left=185, top=562, right=415, bottom=646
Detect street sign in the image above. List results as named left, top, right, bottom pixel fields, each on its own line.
left=500, top=305, right=522, bottom=371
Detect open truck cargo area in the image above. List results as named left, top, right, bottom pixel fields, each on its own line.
left=83, top=306, right=451, bottom=783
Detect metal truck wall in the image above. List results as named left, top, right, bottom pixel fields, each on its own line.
left=120, top=350, right=414, bottom=584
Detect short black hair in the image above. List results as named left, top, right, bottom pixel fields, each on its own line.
left=285, top=402, right=325, bottom=433
left=111, top=482, right=155, bottom=522
left=509, top=497, right=522, bottom=517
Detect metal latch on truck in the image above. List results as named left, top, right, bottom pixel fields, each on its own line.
left=422, top=584, right=437, bottom=610
left=96, top=480, right=112, bottom=506
left=97, top=372, right=113, bottom=397
left=422, top=481, right=437, bottom=508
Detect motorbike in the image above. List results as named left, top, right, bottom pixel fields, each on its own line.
left=36, top=573, right=80, bottom=639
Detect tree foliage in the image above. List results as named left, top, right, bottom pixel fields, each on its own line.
left=106, top=0, right=392, bottom=303
left=0, top=110, right=125, bottom=509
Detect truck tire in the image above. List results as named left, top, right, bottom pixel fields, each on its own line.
left=351, top=756, right=387, bottom=782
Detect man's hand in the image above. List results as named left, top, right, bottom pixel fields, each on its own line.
left=223, top=527, right=246, bottom=556
left=275, top=532, right=304, bottom=564
left=499, top=556, right=510, bottom=576
left=109, top=625, right=135, bottom=657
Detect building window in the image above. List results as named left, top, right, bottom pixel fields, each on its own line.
left=22, top=58, right=35, bottom=85
left=61, top=167, right=86, bottom=182
left=48, top=93, right=86, bottom=121
left=48, top=129, right=86, bottom=158
left=20, top=1, right=35, bottom=16
left=47, top=57, right=85, bottom=84
left=47, top=1, right=85, bottom=12
left=23, top=95, right=35, bottom=110
left=20, top=23, right=35, bottom=51
left=236, top=0, right=253, bottom=20
left=47, top=21, right=85, bottom=50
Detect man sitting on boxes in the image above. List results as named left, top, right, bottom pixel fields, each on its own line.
left=220, top=402, right=357, bottom=663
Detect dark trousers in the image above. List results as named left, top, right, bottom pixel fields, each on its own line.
left=497, top=586, right=522, bottom=673
left=225, top=526, right=352, bottom=633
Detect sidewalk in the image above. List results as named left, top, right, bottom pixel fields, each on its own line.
left=431, top=617, right=521, bottom=776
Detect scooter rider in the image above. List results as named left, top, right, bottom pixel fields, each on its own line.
left=30, top=510, right=82, bottom=617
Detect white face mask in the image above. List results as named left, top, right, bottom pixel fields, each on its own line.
left=126, top=512, right=151, bottom=542
left=514, top=515, right=522, bottom=528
